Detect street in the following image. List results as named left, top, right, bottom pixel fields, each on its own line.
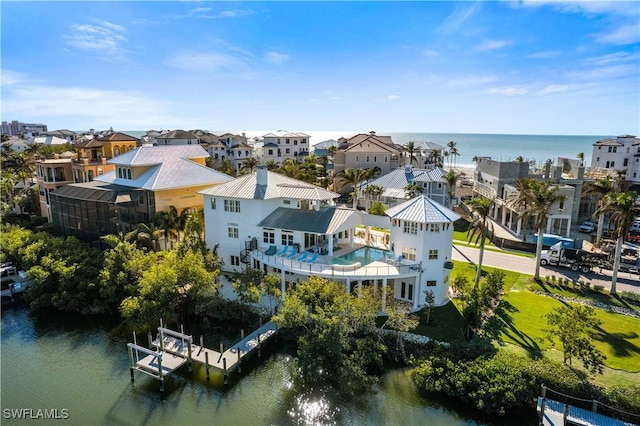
left=451, top=244, right=640, bottom=295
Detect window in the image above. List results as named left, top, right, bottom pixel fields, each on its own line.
left=283, top=200, right=291, bottom=205
left=286, top=148, right=290, bottom=154
left=624, top=158, right=628, bottom=167
left=228, top=227, right=239, bottom=239
left=210, top=198, right=216, bottom=209
left=263, top=228, right=275, bottom=244
left=224, top=199, right=241, bottom=212
left=127, top=169, right=131, bottom=179
left=430, top=223, right=440, bottom=232
left=302, top=139, right=307, bottom=144
left=429, top=249, right=438, bottom=260
left=281, top=232, right=294, bottom=246
left=118, top=168, right=122, bottom=178
left=402, top=247, right=416, bottom=261
left=400, top=281, right=414, bottom=300
left=294, top=140, right=298, bottom=145
left=384, top=156, right=388, bottom=163
left=268, top=149, right=273, bottom=155
left=426, top=280, right=437, bottom=287
left=286, top=139, right=290, bottom=144
left=230, top=256, right=240, bottom=266
left=356, top=156, right=359, bottom=163
left=366, top=156, right=370, bottom=162
left=403, top=221, right=418, bottom=234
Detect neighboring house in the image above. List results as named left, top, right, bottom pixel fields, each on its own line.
left=412, top=141, right=445, bottom=168
left=332, top=131, right=401, bottom=182
left=33, top=135, right=68, bottom=146
left=473, top=158, right=584, bottom=237
left=590, top=134, right=640, bottom=190
left=228, top=143, right=255, bottom=172
left=260, top=130, right=311, bottom=165
left=42, top=129, right=77, bottom=143
left=35, top=154, right=75, bottom=220
left=199, top=166, right=459, bottom=309
left=0, top=138, right=29, bottom=153
left=312, top=139, right=339, bottom=157
left=72, top=131, right=138, bottom=183
left=49, top=145, right=234, bottom=242
left=156, top=129, right=200, bottom=146
left=357, top=165, right=448, bottom=208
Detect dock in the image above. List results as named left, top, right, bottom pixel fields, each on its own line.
left=537, top=385, right=640, bottom=426
left=127, top=320, right=278, bottom=391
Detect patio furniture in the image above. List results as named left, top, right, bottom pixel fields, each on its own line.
left=297, top=251, right=309, bottom=261
left=277, top=245, right=288, bottom=256
left=286, top=247, right=299, bottom=259
left=307, top=252, right=319, bottom=264
left=265, top=245, right=277, bottom=256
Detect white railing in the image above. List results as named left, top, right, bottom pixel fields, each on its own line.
left=250, top=250, right=421, bottom=279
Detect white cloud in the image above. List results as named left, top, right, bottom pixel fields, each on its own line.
left=447, top=75, right=497, bottom=86
left=593, top=23, right=640, bottom=45
left=475, top=40, right=513, bottom=51
left=526, top=50, right=562, bottom=59
left=2, top=81, right=177, bottom=128
left=165, top=52, right=245, bottom=72
left=423, top=49, right=440, bottom=58
left=584, top=51, right=640, bottom=66
left=488, top=87, right=528, bottom=96
left=439, top=2, right=481, bottom=34
left=63, top=20, right=128, bottom=59
left=264, top=51, right=290, bottom=65
left=374, top=94, right=400, bottom=102
left=0, top=69, right=30, bottom=86
left=539, top=85, right=569, bottom=95
left=518, top=1, right=638, bottom=17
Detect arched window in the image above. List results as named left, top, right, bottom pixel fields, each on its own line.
left=118, top=168, right=122, bottom=178
left=114, top=147, right=121, bottom=156
left=88, top=170, right=94, bottom=181
left=127, top=169, right=132, bottom=179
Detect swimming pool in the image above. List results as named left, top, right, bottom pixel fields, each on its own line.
left=332, top=246, right=390, bottom=266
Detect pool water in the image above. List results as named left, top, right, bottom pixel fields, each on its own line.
left=332, top=246, right=390, bottom=266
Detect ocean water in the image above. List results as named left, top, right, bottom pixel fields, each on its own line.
left=123, top=130, right=610, bottom=170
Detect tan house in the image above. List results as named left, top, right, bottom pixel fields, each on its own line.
left=332, top=131, right=401, bottom=184
left=36, top=155, right=75, bottom=220
left=72, top=131, right=138, bottom=184
left=49, top=145, right=234, bottom=242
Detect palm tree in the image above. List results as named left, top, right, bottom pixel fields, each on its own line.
left=363, top=166, right=381, bottom=183
left=136, top=222, right=163, bottom=252
left=426, top=149, right=441, bottom=168
left=217, top=158, right=235, bottom=176
left=594, top=191, right=640, bottom=295
left=583, top=176, right=615, bottom=246
left=446, top=141, right=457, bottom=169
left=335, top=168, right=366, bottom=209
left=363, top=184, right=384, bottom=209
left=404, top=141, right=418, bottom=166
left=515, top=156, right=524, bottom=163
left=449, top=146, right=460, bottom=169
left=404, top=182, right=423, bottom=198
left=577, top=152, right=584, bottom=165
left=265, top=160, right=278, bottom=171
left=154, top=210, right=178, bottom=250
left=508, top=178, right=566, bottom=280
left=444, top=169, right=459, bottom=208
left=241, top=157, right=259, bottom=174
left=466, top=197, right=495, bottom=290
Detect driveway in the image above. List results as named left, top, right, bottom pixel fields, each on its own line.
left=452, top=244, right=640, bottom=295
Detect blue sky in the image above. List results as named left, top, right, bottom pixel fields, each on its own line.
left=1, top=1, right=639, bottom=136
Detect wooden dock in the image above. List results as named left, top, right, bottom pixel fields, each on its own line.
left=127, top=320, right=278, bottom=391
left=537, top=398, right=638, bottom=426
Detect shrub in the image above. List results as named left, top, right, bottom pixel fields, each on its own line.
left=593, top=285, right=604, bottom=293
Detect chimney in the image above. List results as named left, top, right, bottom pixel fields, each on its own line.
left=257, top=165, right=268, bottom=186
left=369, top=131, right=376, bottom=135
left=404, top=164, right=413, bottom=174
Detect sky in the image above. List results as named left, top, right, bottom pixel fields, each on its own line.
left=1, top=1, right=639, bottom=136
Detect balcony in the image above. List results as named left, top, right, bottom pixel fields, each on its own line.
left=250, top=247, right=421, bottom=280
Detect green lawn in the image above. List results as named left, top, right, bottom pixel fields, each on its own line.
left=412, top=260, right=640, bottom=377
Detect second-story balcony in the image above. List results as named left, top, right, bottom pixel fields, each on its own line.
left=250, top=246, right=421, bottom=280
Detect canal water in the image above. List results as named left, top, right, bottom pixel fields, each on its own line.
left=0, top=304, right=529, bottom=425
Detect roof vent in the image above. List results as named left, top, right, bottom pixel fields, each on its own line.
left=404, top=164, right=413, bottom=174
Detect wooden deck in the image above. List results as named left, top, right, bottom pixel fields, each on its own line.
left=537, top=398, right=637, bottom=426
left=127, top=321, right=278, bottom=388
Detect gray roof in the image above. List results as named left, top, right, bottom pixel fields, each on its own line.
left=158, top=129, right=199, bottom=139
left=97, top=145, right=233, bottom=190
left=199, top=170, right=338, bottom=200
left=258, top=206, right=357, bottom=234
left=357, top=167, right=446, bottom=190
left=49, top=181, right=144, bottom=203
left=385, top=195, right=460, bottom=223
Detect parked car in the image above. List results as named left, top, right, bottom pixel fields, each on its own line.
left=627, top=231, right=640, bottom=243
left=630, top=220, right=640, bottom=232
left=578, top=221, right=596, bottom=233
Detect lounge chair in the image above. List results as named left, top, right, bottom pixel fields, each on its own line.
left=277, top=245, right=288, bottom=256
left=265, top=245, right=277, bottom=256
left=396, top=255, right=403, bottom=264
left=286, top=247, right=299, bottom=259
left=297, top=251, right=309, bottom=261
left=307, top=252, right=319, bottom=264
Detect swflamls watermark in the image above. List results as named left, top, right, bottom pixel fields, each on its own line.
left=2, top=408, right=69, bottom=420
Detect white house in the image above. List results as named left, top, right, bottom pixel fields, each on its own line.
left=199, top=166, right=460, bottom=309
left=260, top=130, right=311, bottom=165
left=590, top=135, right=640, bottom=182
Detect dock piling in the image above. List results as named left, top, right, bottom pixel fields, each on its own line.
left=237, top=350, right=241, bottom=373
left=128, top=345, right=135, bottom=382
left=241, top=329, right=245, bottom=340
left=258, top=333, right=262, bottom=357
left=187, top=336, right=192, bottom=372
left=148, top=331, right=153, bottom=348
left=205, top=351, right=210, bottom=380
left=223, top=358, right=228, bottom=384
